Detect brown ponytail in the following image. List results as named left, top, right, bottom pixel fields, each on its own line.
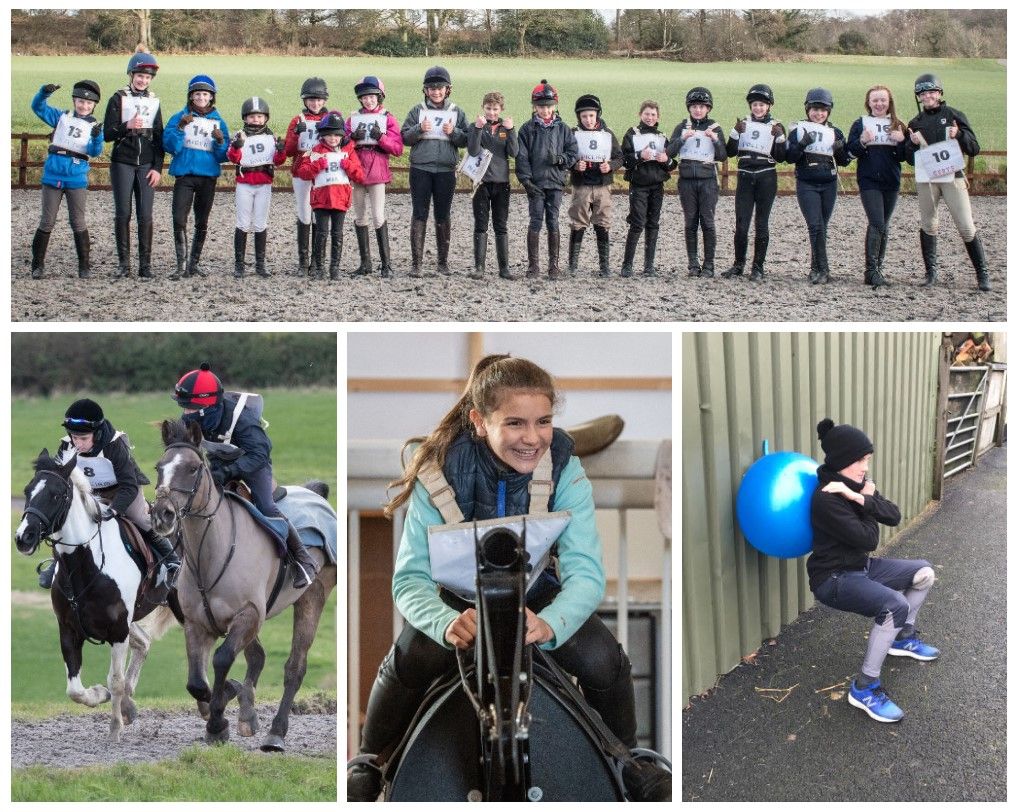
left=383, top=354, right=558, bottom=518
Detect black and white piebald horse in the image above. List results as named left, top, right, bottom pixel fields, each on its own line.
left=15, top=449, right=175, bottom=742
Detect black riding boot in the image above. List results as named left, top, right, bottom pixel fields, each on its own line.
left=685, top=230, right=701, bottom=277
left=296, top=221, right=311, bottom=277
left=138, top=220, right=154, bottom=279
left=749, top=232, right=768, bottom=281
left=113, top=218, right=132, bottom=278
left=495, top=232, right=514, bottom=279
left=37, top=559, right=56, bottom=589
left=547, top=228, right=561, bottom=280
left=31, top=228, right=51, bottom=279
left=594, top=225, right=611, bottom=276
left=376, top=223, right=393, bottom=278
left=353, top=224, right=372, bottom=276
left=146, top=531, right=180, bottom=589
left=724, top=229, right=748, bottom=278
left=470, top=231, right=487, bottom=279
left=620, top=227, right=640, bottom=278
left=188, top=227, right=208, bottom=277
left=643, top=227, right=659, bottom=277
left=254, top=230, right=270, bottom=277
left=568, top=228, right=585, bottom=275
left=329, top=216, right=344, bottom=280
left=234, top=228, right=248, bottom=278
left=807, top=228, right=821, bottom=284
left=919, top=230, right=937, bottom=286
left=526, top=229, right=541, bottom=278
left=876, top=226, right=889, bottom=278
left=73, top=229, right=91, bottom=278
left=435, top=220, right=451, bottom=275
left=814, top=227, right=830, bottom=284
left=965, top=232, right=991, bottom=291
left=171, top=225, right=188, bottom=280
left=865, top=224, right=887, bottom=287
left=285, top=522, right=318, bottom=589
left=409, top=219, right=426, bottom=278
left=312, top=219, right=328, bottom=279
left=701, top=227, right=717, bottom=278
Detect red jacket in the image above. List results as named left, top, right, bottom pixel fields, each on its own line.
left=295, top=141, right=366, bottom=210
left=284, top=109, right=332, bottom=176
left=226, top=128, right=286, bottom=186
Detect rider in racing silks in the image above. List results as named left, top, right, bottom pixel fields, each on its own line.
left=172, top=363, right=319, bottom=589
left=38, top=398, right=181, bottom=590
left=347, top=354, right=671, bottom=802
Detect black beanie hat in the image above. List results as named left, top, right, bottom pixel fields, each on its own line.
left=817, top=418, right=874, bottom=471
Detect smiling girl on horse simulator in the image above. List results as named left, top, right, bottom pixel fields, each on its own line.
left=347, top=354, right=670, bottom=802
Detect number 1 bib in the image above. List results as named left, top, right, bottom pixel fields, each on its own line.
left=679, top=129, right=717, bottom=162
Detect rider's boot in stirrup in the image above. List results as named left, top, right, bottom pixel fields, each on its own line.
left=285, top=522, right=318, bottom=589
left=146, top=531, right=180, bottom=590
left=623, top=757, right=672, bottom=802
left=37, top=559, right=56, bottom=589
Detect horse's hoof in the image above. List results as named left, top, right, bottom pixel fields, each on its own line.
left=121, top=701, right=138, bottom=726
left=197, top=701, right=211, bottom=721
left=238, top=715, right=259, bottom=737
left=260, top=734, right=286, bottom=752
left=205, top=721, right=230, bottom=745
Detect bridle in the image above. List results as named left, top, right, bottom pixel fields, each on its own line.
left=21, top=470, right=75, bottom=542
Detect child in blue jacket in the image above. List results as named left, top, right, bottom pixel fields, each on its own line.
left=164, top=75, right=229, bottom=279
left=30, top=81, right=104, bottom=279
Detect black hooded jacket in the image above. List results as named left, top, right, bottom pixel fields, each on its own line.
left=57, top=419, right=149, bottom=515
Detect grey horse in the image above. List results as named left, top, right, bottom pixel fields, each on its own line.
left=150, top=419, right=337, bottom=750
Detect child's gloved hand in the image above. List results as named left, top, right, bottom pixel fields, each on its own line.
left=295, top=120, right=307, bottom=134
left=42, top=83, right=61, bottom=95
left=178, top=113, right=194, bottom=130
left=522, top=180, right=544, bottom=199
left=231, top=131, right=245, bottom=148
left=351, top=123, right=367, bottom=141
left=91, top=122, right=102, bottom=138
left=275, top=137, right=285, bottom=153
left=212, top=126, right=224, bottom=144
left=771, top=122, right=783, bottom=136
left=734, top=118, right=747, bottom=134
left=369, top=122, right=383, bottom=140
left=798, top=129, right=817, bottom=147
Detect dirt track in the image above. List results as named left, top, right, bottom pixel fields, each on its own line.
left=11, top=188, right=1005, bottom=323
left=12, top=699, right=336, bottom=769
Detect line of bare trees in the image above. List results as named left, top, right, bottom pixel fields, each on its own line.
left=12, top=9, right=1005, bottom=60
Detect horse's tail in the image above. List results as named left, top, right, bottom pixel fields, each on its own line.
left=304, top=480, right=329, bottom=500
left=136, top=604, right=179, bottom=640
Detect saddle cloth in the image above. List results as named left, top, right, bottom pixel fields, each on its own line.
left=224, top=486, right=337, bottom=564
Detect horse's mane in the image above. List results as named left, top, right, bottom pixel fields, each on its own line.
left=162, top=418, right=200, bottom=449
left=33, top=449, right=100, bottom=520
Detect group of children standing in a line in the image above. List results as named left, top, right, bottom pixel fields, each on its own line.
left=29, top=52, right=991, bottom=292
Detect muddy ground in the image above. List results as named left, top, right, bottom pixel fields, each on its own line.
left=12, top=698, right=336, bottom=769
left=11, top=189, right=1005, bottom=323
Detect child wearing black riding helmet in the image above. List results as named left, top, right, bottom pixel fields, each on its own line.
left=37, top=398, right=180, bottom=590
left=723, top=84, right=787, bottom=282
left=29, top=79, right=104, bottom=279
left=785, top=87, right=852, bottom=284
left=347, top=354, right=670, bottom=802
left=667, top=87, right=727, bottom=278
left=905, top=73, right=990, bottom=292
left=846, top=85, right=908, bottom=289
left=567, top=94, right=623, bottom=277
left=401, top=65, right=468, bottom=277
left=172, top=363, right=318, bottom=589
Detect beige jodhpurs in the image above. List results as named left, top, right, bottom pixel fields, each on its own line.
left=352, top=182, right=387, bottom=228
left=916, top=177, right=977, bottom=241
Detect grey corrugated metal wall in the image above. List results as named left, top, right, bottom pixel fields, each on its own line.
left=682, top=332, right=940, bottom=703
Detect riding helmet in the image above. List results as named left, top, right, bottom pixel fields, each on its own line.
left=300, top=76, right=329, bottom=101
left=531, top=79, right=558, bottom=106
left=574, top=94, right=602, bottom=116
left=316, top=111, right=346, bottom=136
left=187, top=74, right=217, bottom=99
left=71, top=80, right=101, bottom=104
left=174, top=363, right=223, bottom=409
left=127, top=49, right=159, bottom=76
left=914, top=73, right=944, bottom=96
left=685, top=87, right=714, bottom=109
left=746, top=84, right=775, bottom=106
left=423, top=65, right=452, bottom=89
left=804, top=87, right=834, bottom=111
left=62, top=398, right=104, bottom=433
left=241, top=96, right=270, bottom=121
left=354, top=75, right=386, bottom=101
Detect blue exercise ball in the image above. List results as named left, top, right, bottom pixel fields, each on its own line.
left=736, top=451, right=819, bottom=559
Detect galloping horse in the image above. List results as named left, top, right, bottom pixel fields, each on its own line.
left=151, top=419, right=337, bottom=750
left=15, top=449, right=176, bottom=742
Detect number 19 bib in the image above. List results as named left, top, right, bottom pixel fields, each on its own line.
left=239, top=133, right=276, bottom=167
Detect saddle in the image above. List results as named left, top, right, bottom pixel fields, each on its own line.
left=115, top=516, right=158, bottom=606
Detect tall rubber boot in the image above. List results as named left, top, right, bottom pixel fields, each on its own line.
left=594, top=225, right=611, bottom=277
left=409, top=219, right=426, bottom=278
left=643, top=227, right=659, bottom=277
left=749, top=232, right=768, bottom=281
left=311, top=219, right=328, bottom=279
left=296, top=221, right=311, bottom=277
left=31, top=229, right=51, bottom=279
left=137, top=219, right=154, bottom=279
left=701, top=227, right=717, bottom=278
left=353, top=224, right=372, bottom=276
left=470, top=231, right=487, bottom=279
left=546, top=227, right=561, bottom=280
left=376, top=223, right=393, bottom=278
left=526, top=229, right=541, bottom=278
left=495, top=233, right=514, bottom=279
left=234, top=228, right=247, bottom=278
left=435, top=220, right=451, bottom=275
left=170, top=225, right=188, bottom=280
left=113, top=218, right=132, bottom=278
left=919, top=230, right=937, bottom=287
left=865, top=225, right=887, bottom=288
left=814, top=227, right=830, bottom=284
left=254, top=230, right=270, bottom=277
left=187, top=227, right=207, bottom=277
left=568, top=228, right=585, bottom=275
left=329, top=216, right=344, bottom=280
left=965, top=232, right=991, bottom=291
left=620, top=227, right=640, bottom=278
left=285, top=521, right=318, bottom=589
left=73, top=229, right=91, bottom=278
left=685, top=230, right=701, bottom=277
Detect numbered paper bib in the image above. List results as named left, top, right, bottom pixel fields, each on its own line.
left=51, top=112, right=94, bottom=154
left=239, top=133, right=277, bottom=167
left=182, top=117, right=219, bottom=152
left=312, top=150, right=350, bottom=187
left=420, top=108, right=452, bottom=140
left=350, top=113, right=387, bottom=146
left=577, top=130, right=612, bottom=163
left=796, top=121, right=834, bottom=156
left=914, top=138, right=964, bottom=183
left=297, top=119, right=319, bottom=152
left=862, top=116, right=894, bottom=147
left=458, top=148, right=493, bottom=184
left=632, top=132, right=665, bottom=156
left=679, top=129, right=718, bottom=162
left=76, top=455, right=117, bottom=490
left=120, top=95, right=160, bottom=127
left=737, top=120, right=775, bottom=156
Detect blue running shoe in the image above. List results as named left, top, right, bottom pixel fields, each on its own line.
left=888, top=633, right=940, bottom=661
left=848, top=679, right=904, bottom=723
